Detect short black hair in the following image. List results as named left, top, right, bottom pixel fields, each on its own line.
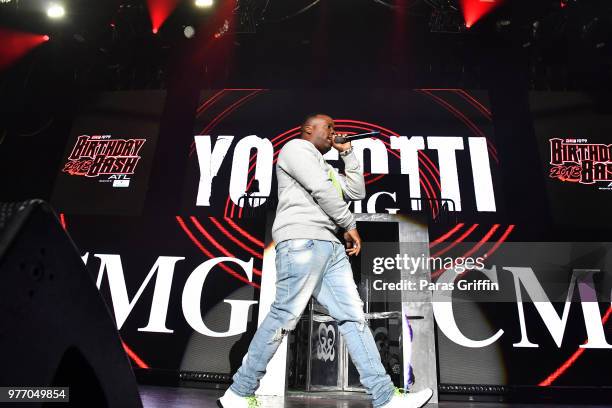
left=301, top=113, right=327, bottom=133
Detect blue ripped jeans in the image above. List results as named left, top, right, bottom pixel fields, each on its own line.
left=231, top=239, right=395, bottom=407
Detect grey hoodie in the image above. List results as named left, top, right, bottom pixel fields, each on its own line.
left=272, top=138, right=366, bottom=244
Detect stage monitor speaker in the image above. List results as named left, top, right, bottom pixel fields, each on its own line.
left=0, top=200, right=142, bottom=408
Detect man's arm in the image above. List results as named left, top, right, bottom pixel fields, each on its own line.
left=337, top=147, right=366, bottom=200
left=278, top=141, right=356, bottom=231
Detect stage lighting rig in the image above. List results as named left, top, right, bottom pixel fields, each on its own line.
left=233, top=0, right=257, bottom=34
left=204, top=0, right=262, bottom=36
left=0, top=0, right=14, bottom=12
left=213, top=19, right=230, bottom=38
left=183, top=25, right=196, bottom=38
left=195, top=0, right=214, bottom=7
left=47, top=3, right=65, bottom=19
left=428, top=0, right=465, bottom=33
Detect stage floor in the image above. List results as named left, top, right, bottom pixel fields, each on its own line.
left=139, top=385, right=612, bottom=408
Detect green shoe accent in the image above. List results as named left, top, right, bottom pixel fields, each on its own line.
left=246, top=396, right=260, bottom=408
left=394, top=387, right=409, bottom=396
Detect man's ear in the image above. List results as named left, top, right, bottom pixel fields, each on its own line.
left=303, top=125, right=313, bottom=134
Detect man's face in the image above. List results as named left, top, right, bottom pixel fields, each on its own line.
left=305, top=115, right=335, bottom=154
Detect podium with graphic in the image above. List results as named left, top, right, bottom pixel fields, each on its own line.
left=286, top=213, right=439, bottom=402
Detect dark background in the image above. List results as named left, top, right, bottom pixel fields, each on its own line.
left=1, top=0, right=611, bottom=394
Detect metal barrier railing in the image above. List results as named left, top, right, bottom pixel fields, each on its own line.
left=236, top=194, right=457, bottom=223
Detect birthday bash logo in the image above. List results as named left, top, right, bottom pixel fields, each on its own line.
left=62, top=135, right=146, bottom=187
left=549, top=138, right=612, bottom=189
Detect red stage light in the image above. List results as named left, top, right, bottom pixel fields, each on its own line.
left=147, top=0, right=181, bottom=34
left=460, top=0, right=504, bottom=28
left=0, top=28, right=50, bottom=71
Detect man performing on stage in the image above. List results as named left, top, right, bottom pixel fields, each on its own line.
left=218, top=114, right=433, bottom=408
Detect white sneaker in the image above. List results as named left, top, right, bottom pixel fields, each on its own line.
left=380, top=387, right=433, bottom=408
left=217, top=387, right=260, bottom=408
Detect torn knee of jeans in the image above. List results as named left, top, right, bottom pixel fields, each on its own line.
left=269, top=327, right=291, bottom=343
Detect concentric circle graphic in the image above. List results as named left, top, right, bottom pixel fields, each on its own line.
left=57, top=89, right=612, bottom=384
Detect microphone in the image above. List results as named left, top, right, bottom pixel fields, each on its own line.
left=334, top=131, right=380, bottom=144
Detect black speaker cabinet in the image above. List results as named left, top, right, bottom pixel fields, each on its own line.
left=0, top=200, right=142, bottom=407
